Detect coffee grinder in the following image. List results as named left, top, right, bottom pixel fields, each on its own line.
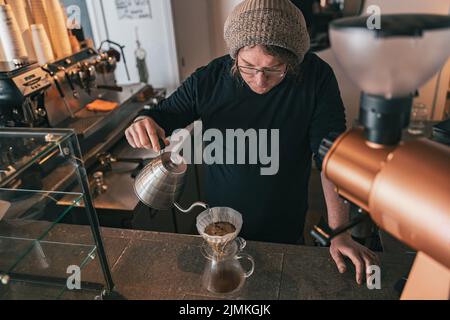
left=311, top=14, right=450, bottom=299
left=0, top=61, right=51, bottom=128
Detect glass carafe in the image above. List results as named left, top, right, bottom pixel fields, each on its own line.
left=201, top=237, right=255, bottom=295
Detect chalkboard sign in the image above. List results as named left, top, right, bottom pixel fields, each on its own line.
left=115, top=0, right=152, bottom=20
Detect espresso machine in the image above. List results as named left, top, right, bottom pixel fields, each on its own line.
left=0, top=48, right=116, bottom=126
left=2, top=44, right=165, bottom=146
left=0, top=43, right=166, bottom=228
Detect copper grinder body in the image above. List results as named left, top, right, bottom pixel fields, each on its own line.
left=323, top=129, right=450, bottom=271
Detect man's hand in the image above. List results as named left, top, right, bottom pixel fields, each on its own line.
left=330, top=234, right=380, bottom=285
left=125, top=117, right=169, bottom=151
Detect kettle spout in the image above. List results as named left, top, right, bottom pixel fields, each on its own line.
left=175, top=202, right=209, bottom=213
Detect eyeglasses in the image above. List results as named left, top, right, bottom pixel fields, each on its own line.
left=237, top=65, right=287, bottom=79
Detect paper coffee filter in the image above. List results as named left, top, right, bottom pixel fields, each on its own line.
left=196, top=207, right=243, bottom=245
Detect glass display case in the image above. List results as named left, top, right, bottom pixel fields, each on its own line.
left=0, top=128, right=115, bottom=300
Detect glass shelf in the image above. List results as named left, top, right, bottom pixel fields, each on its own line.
left=0, top=128, right=115, bottom=300
left=0, top=129, right=72, bottom=188
left=1, top=282, right=102, bottom=300
left=0, top=190, right=84, bottom=276
left=0, top=238, right=98, bottom=300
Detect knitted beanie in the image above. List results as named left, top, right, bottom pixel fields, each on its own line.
left=224, top=0, right=310, bottom=62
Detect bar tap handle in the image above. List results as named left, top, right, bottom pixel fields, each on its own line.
left=61, top=67, right=79, bottom=99
left=41, top=65, right=75, bottom=118
left=55, top=76, right=75, bottom=119
left=53, top=75, right=64, bottom=98
left=76, top=70, right=86, bottom=89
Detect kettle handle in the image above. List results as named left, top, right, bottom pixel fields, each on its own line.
left=236, top=253, right=255, bottom=279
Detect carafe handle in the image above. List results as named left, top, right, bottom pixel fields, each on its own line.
left=235, top=237, right=247, bottom=252
left=236, top=253, right=255, bottom=279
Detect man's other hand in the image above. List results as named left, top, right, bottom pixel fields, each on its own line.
left=330, top=234, right=380, bottom=285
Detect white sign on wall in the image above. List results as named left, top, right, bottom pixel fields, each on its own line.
left=115, top=0, right=152, bottom=20
left=66, top=5, right=82, bottom=29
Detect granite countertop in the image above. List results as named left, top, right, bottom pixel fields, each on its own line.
left=0, top=222, right=415, bottom=300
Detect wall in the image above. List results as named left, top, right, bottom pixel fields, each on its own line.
left=86, top=0, right=180, bottom=93
left=171, top=0, right=213, bottom=81
left=171, top=0, right=243, bottom=76
left=207, top=0, right=243, bottom=59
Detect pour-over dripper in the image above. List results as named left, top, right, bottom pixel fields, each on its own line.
left=196, top=207, right=243, bottom=253
left=197, top=207, right=254, bottom=295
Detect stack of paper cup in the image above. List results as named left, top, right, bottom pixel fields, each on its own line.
left=0, top=0, right=4, bottom=60
left=29, top=0, right=53, bottom=55
left=0, top=4, right=28, bottom=62
left=9, top=0, right=30, bottom=34
left=0, top=1, right=4, bottom=61
left=31, top=24, right=54, bottom=65
left=9, top=0, right=37, bottom=61
left=24, top=0, right=35, bottom=26
left=46, top=0, right=72, bottom=59
left=0, top=39, right=5, bottom=62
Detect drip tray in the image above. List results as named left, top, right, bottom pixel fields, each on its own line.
left=63, top=115, right=106, bottom=138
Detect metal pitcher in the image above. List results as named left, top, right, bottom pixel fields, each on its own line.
left=134, top=151, right=207, bottom=213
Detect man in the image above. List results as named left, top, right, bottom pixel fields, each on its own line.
left=126, top=0, right=378, bottom=285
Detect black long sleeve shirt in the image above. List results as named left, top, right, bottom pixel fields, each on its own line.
left=140, top=53, right=346, bottom=244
